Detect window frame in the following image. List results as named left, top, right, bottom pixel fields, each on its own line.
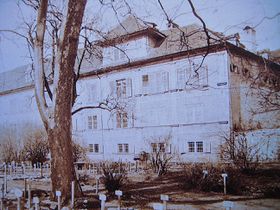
left=118, top=143, right=129, bottom=154
left=188, top=141, right=195, bottom=152
left=88, top=115, right=97, bottom=130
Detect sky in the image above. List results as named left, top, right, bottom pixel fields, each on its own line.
left=0, top=0, right=279, bottom=73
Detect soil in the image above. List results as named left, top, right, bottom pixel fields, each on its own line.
left=2, top=164, right=280, bottom=209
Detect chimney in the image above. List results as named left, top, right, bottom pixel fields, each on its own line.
left=242, top=26, right=257, bottom=53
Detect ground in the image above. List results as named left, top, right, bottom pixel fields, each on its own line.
left=1, top=163, right=280, bottom=209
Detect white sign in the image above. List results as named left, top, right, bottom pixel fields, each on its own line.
left=115, top=190, right=123, bottom=196
left=56, top=191, right=61, bottom=197
left=33, top=197, right=39, bottom=204
left=222, top=173, right=228, bottom=178
left=160, top=194, right=169, bottom=201
left=99, top=194, right=106, bottom=201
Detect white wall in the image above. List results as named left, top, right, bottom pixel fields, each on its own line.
left=75, top=51, right=231, bottom=162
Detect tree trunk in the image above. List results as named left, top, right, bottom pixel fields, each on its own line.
left=34, top=0, right=87, bottom=204
left=48, top=0, right=87, bottom=204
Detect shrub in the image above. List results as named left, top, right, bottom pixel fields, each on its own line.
left=101, top=162, right=127, bottom=195
left=220, top=132, right=260, bottom=173
left=182, top=163, right=245, bottom=194
left=147, top=135, right=174, bottom=176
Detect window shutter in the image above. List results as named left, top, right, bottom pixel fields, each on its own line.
left=186, top=66, right=192, bottom=87
left=199, top=66, right=208, bottom=87
left=109, top=81, right=116, bottom=97
left=156, top=72, right=161, bottom=92
left=162, top=71, right=169, bottom=92
left=204, top=141, right=211, bottom=153
left=149, top=73, right=155, bottom=94
left=177, top=68, right=186, bottom=89
left=126, top=78, right=132, bottom=97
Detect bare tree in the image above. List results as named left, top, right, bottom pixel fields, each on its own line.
left=147, top=135, right=174, bottom=176
left=22, top=128, right=49, bottom=166
left=219, top=131, right=261, bottom=172
left=0, top=130, right=24, bottom=164
left=33, top=0, right=87, bottom=203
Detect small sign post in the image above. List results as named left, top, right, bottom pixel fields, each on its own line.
left=115, top=190, right=123, bottom=210
left=33, top=197, right=40, bottom=210
left=56, top=190, right=62, bottom=210
left=202, top=170, right=208, bottom=179
left=99, top=194, right=106, bottom=210
left=14, top=188, right=23, bottom=210
left=221, top=173, right=228, bottom=194
left=160, top=194, right=169, bottom=210
left=71, top=181, right=75, bottom=208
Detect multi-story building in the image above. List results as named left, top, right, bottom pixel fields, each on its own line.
left=0, top=16, right=279, bottom=163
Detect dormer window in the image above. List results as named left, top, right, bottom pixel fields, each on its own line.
left=113, top=47, right=126, bottom=61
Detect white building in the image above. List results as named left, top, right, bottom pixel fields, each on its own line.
left=0, top=16, right=279, bottom=163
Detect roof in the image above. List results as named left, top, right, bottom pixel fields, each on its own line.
left=1, top=17, right=279, bottom=94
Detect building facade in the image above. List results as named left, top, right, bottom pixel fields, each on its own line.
left=0, top=16, right=279, bottom=163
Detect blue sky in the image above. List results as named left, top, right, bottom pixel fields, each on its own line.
left=0, top=0, right=279, bottom=73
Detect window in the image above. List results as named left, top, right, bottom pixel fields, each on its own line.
left=118, top=143, right=129, bottom=153
left=156, top=72, right=169, bottom=92
left=188, top=141, right=203, bottom=153
left=89, top=144, right=93, bottom=152
left=87, top=84, right=97, bottom=103
left=142, top=75, right=149, bottom=87
left=94, top=144, right=99, bottom=153
left=113, top=47, right=126, bottom=61
left=159, top=143, right=165, bottom=152
left=89, top=144, right=99, bottom=153
left=196, top=141, right=203, bottom=152
left=151, top=143, right=166, bottom=153
left=151, top=143, right=157, bottom=153
left=188, top=142, right=195, bottom=152
left=116, top=79, right=126, bottom=98
left=116, top=112, right=128, bottom=128
left=110, top=78, right=132, bottom=98
left=142, top=71, right=169, bottom=94
left=88, top=115, right=97, bottom=130
left=186, top=64, right=208, bottom=88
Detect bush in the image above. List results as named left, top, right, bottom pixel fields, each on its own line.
left=101, top=162, right=127, bottom=195
left=220, top=132, right=260, bottom=173
left=182, top=163, right=245, bottom=194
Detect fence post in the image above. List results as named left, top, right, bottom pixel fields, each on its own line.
left=99, top=194, right=106, bottom=210
left=221, top=173, right=228, bottom=195
left=0, top=184, right=4, bottom=210
left=14, top=188, right=23, bottom=210
left=71, top=181, right=75, bottom=208
left=33, top=197, right=40, bottom=210
left=27, top=180, right=31, bottom=209
left=95, top=176, right=100, bottom=194
left=160, top=194, right=169, bottom=210
left=115, top=190, right=123, bottom=210
left=4, top=163, right=7, bottom=195
left=56, top=191, right=61, bottom=210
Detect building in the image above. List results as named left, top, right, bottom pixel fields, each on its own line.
left=0, top=16, right=279, bottom=163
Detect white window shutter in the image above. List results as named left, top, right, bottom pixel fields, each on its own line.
left=126, top=78, right=132, bottom=97
left=162, top=71, right=169, bottom=92
left=156, top=72, right=161, bottom=92
left=149, top=73, right=156, bottom=94
left=109, top=80, right=116, bottom=97
left=204, top=141, right=211, bottom=153
left=198, top=66, right=208, bottom=87
left=186, top=66, right=192, bottom=86
left=177, top=68, right=186, bottom=89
